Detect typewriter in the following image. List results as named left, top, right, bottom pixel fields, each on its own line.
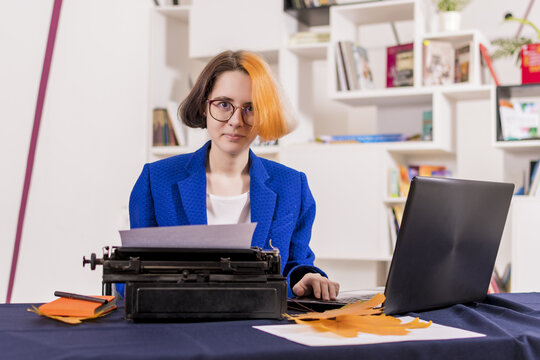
left=83, top=246, right=287, bottom=321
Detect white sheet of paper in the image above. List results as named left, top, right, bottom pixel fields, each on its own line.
left=119, top=223, right=257, bottom=249
left=253, top=317, right=485, bottom=347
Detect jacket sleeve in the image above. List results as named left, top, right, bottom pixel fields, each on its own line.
left=283, top=172, right=327, bottom=297
left=129, top=164, right=158, bottom=228
left=117, top=164, right=158, bottom=298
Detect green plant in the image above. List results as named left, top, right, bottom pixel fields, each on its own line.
left=491, top=13, right=540, bottom=64
left=433, top=0, right=471, bottom=12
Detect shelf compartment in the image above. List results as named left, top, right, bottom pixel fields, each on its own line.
left=284, top=3, right=331, bottom=27
left=331, top=87, right=433, bottom=106
left=494, top=139, right=540, bottom=150
left=154, top=6, right=190, bottom=22
left=286, top=43, right=329, bottom=60
left=332, top=0, right=415, bottom=25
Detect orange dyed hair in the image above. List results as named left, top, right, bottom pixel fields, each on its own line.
left=240, top=52, right=290, bottom=141
left=179, top=50, right=292, bottom=141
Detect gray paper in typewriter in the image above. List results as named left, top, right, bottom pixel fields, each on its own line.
left=119, top=223, right=257, bottom=249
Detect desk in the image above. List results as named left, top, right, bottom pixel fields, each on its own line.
left=2, top=293, right=540, bottom=359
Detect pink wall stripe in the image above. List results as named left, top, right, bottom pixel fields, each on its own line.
left=6, top=0, right=63, bottom=303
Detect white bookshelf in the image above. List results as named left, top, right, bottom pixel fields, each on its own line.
left=147, top=0, right=531, bottom=290
left=509, top=196, right=540, bottom=292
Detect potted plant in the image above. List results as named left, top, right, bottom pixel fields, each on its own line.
left=491, top=13, right=540, bottom=84
left=492, top=13, right=540, bottom=63
left=433, top=0, right=471, bottom=32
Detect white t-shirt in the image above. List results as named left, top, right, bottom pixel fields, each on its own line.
left=206, top=191, right=251, bottom=225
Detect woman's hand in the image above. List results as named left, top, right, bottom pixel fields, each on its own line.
left=292, top=273, right=340, bottom=301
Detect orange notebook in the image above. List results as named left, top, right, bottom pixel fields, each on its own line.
left=38, top=295, right=116, bottom=317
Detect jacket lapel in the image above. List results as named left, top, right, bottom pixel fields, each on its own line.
left=175, top=143, right=277, bottom=245
left=177, top=142, right=209, bottom=225
left=249, top=150, right=277, bottom=249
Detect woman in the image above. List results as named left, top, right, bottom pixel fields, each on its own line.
left=128, top=50, right=339, bottom=300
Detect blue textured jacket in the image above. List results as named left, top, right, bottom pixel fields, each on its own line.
left=126, top=141, right=325, bottom=296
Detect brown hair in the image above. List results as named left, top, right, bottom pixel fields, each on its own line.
left=179, top=50, right=291, bottom=141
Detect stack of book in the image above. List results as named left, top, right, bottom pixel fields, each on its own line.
left=152, top=102, right=186, bottom=147
left=390, top=164, right=451, bottom=198
left=289, top=32, right=330, bottom=45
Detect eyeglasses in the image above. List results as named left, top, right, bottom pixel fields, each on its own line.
left=207, top=99, right=254, bottom=126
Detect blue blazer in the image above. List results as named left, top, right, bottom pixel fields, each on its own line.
left=128, top=141, right=326, bottom=296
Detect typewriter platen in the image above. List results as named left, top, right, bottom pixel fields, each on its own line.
left=83, top=246, right=287, bottom=321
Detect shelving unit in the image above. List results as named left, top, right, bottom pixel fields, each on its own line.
left=281, top=0, right=510, bottom=289
left=146, top=0, right=534, bottom=291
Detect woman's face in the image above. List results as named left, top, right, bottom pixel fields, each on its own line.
left=206, top=70, right=258, bottom=157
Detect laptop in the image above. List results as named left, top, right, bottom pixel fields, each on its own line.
left=289, top=176, right=514, bottom=315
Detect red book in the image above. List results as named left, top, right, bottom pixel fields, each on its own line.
left=387, top=43, right=414, bottom=88
left=521, top=43, right=540, bottom=84
left=479, top=43, right=500, bottom=86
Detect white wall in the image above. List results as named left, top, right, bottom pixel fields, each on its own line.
left=2, top=0, right=539, bottom=303
left=0, top=0, right=53, bottom=303
left=1, top=0, right=149, bottom=303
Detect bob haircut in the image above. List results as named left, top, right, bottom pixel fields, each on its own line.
left=179, top=50, right=293, bottom=141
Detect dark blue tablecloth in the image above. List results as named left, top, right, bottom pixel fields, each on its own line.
left=2, top=293, right=539, bottom=360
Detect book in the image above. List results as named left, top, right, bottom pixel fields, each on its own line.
left=388, top=168, right=400, bottom=197
left=521, top=43, right=540, bottom=84
left=352, top=44, right=375, bottom=90
left=498, top=100, right=540, bottom=141
left=394, top=164, right=450, bottom=197
left=392, top=205, right=404, bottom=227
left=38, top=295, right=116, bottom=317
left=454, top=43, right=470, bottom=83
left=418, top=165, right=447, bottom=177
left=387, top=207, right=398, bottom=251
left=479, top=43, right=500, bottom=86
left=387, top=43, right=414, bottom=87
left=398, top=165, right=411, bottom=197
left=167, top=101, right=186, bottom=146
left=423, top=40, right=455, bottom=86
left=335, top=42, right=349, bottom=91
left=165, top=109, right=178, bottom=146
left=153, top=108, right=179, bottom=146
left=528, top=160, right=540, bottom=196
left=342, top=41, right=359, bottom=91
left=315, top=133, right=404, bottom=143
left=422, top=110, right=433, bottom=141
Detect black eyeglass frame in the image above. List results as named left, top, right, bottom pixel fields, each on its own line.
left=206, top=99, right=254, bottom=126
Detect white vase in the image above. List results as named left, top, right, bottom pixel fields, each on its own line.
left=439, top=11, right=461, bottom=32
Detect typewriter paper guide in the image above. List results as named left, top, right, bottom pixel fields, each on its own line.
left=119, top=223, right=256, bottom=249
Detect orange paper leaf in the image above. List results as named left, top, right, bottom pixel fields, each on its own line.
left=285, top=294, right=432, bottom=337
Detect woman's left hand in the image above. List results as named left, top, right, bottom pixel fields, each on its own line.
left=292, top=273, right=340, bottom=301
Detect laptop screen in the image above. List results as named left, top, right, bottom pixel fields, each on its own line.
left=383, top=176, right=514, bottom=315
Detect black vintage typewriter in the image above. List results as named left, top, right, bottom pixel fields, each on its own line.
left=83, top=246, right=287, bottom=321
